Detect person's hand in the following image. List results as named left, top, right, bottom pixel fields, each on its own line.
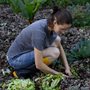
left=65, top=68, right=72, bottom=76
left=55, top=71, right=69, bottom=78
left=62, top=73, right=69, bottom=78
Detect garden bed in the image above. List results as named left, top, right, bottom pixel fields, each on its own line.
left=0, top=5, right=90, bottom=90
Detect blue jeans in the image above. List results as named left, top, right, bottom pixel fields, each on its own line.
left=7, top=51, right=35, bottom=70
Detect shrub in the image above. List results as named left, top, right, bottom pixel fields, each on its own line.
left=67, top=39, right=90, bottom=61
left=67, top=4, right=90, bottom=28
left=0, top=0, right=9, bottom=4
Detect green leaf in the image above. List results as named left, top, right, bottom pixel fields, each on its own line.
left=42, top=74, right=63, bottom=90
left=8, top=0, right=47, bottom=22
left=7, top=79, right=35, bottom=90
left=51, top=78, right=60, bottom=88
left=68, top=39, right=90, bottom=61
left=8, top=0, right=21, bottom=13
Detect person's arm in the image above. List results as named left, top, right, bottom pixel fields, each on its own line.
left=58, top=42, right=72, bottom=76
left=34, top=47, right=59, bottom=74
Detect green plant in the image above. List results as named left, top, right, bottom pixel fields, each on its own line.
left=71, top=0, right=90, bottom=5
left=41, top=0, right=54, bottom=8
left=67, top=4, right=90, bottom=28
left=8, top=0, right=20, bottom=13
left=71, top=66, right=79, bottom=78
left=42, top=0, right=90, bottom=8
left=0, top=0, right=9, bottom=4
left=73, top=10, right=90, bottom=27
left=67, top=39, right=90, bottom=61
left=42, top=0, right=72, bottom=8
left=7, top=79, right=35, bottom=90
left=8, top=0, right=47, bottom=23
left=41, top=74, right=64, bottom=90
left=55, top=0, right=72, bottom=8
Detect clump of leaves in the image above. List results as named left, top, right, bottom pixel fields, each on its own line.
left=54, top=0, right=72, bottom=8
left=67, top=39, right=90, bottom=62
left=6, top=79, right=35, bottom=90
left=42, top=0, right=90, bottom=9
left=71, top=66, right=79, bottom=78
left=71, top=0, right=90, bottom=5
left=42, top=0, right=72, bottom=8
left=8, top=0, right=47, bottom=23
left=41, top=74, right=64, bottom=90
left=67, top=4, right=90, bottom=28
left=0, top=0, right=9, bottom=4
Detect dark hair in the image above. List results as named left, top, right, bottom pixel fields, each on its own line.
left=47, top=6, right=72, bottom=27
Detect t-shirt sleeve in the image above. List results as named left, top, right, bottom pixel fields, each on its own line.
left=32, top=30, right=46, bottom=51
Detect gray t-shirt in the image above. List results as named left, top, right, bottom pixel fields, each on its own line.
left=7, top=19, right=57, bottom=59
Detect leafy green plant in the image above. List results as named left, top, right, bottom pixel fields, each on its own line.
left=8, top=0, right=47, bottom=23
left=0, top=0, right=9, bottom=4
left=55, top=0, right=72, bottom=8
left=8, top=0, right=21, bottom=13
left=73, top=9, right=90, bottom=27
left=6, top=79, right=35, bottom=90
left=71, top=0, right=90, bottom=5
left=71, top=66, right=79, bottom=78
left=67, top=39, right=90, bottom=61
left=42, top=0, right=90, bottom=8
left=67, top=4, right=90, bottom=28
left=41, top=74, right=64, bottom=90
left=42, top=0, right=72, bottom=8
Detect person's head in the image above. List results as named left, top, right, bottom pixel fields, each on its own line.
left=47, top=6, right=72, bottom=34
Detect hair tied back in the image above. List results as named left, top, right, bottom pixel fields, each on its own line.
left=52, top=6, right=61, bottom=15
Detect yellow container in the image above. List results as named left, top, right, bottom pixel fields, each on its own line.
left=43, top=57, right=51, bottom=65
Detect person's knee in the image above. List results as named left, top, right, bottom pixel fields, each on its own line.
left=42, top=47, right=60, bottom=59
left=42, top=47, right=60, bottom=65
left=52, top=47, right=60, bottom=59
